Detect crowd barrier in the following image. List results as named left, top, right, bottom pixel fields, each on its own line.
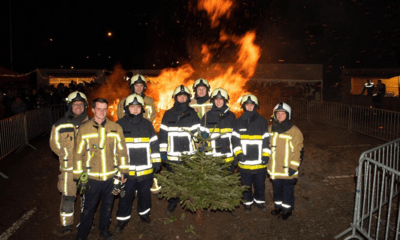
left=335, top=138, right=400, bottom=240
left=0, top=113, right=26, bottom=160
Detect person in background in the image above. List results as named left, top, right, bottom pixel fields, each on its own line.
left=189, top=78, right=213, bottom=119
left=11, top=96, right=27, bottom=115
left=268, top=102, right=304, bottom=220
left=361, top=79, right=374, bottom=96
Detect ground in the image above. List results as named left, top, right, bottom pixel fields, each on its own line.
left=0, top=118, right=385, bottom=240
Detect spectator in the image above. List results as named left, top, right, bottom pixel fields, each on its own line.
left=11, top=96, right=27, bottom=115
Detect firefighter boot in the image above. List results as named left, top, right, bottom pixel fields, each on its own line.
left=244, top=205, right=251, bottom=215
left=114, top=221, right=127, bottom=233
left=99, top=229, right=114, bottom=240
left=271, top=208, right=283, bottom=216
left=140, top=215, right=154, bottom=226
left=165, top=203, right=177, bottom=216
left=62, top=225, right=73, bottom=235
left=278, top=210, right=292, bottom=220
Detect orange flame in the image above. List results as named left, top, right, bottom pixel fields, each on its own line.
left=197, top=0, right=234, bottom=28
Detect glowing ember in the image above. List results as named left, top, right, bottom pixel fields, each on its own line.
left=197, top=0, right=234, bottom=28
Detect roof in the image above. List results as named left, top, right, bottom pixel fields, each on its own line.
left=341, top=68, right=400, bottom=78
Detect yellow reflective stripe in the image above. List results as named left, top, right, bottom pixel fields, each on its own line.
left=137, top=168, right=153, bottom=177
left=54, top=123, right=75, bottom=149
left=87, top=170, right=116, bottom=177
left=234, top=149, right=243, bottom=156
left=271, top=133, right=279, bottom=176
left=290, top=161, right=300, bottom=166
left=121, top=156, right=127, bottom=167
left=64, top=172, right=68, bottom=195
left=99, top=128, right=106, bottom=149
left=289, top=141, right=294, bottom=152
left=209, top=128, right=233, bottom=133
left=238, top=163, right=267, bottom=170
left=63, top=148, right=68, bottom=161
left=74, top=161, right=82, bottom=174
left=262, top=152, right=270, bottom=157
left=145, top=105, right=152, bottom=119
left=240, top=135, right=262, bottom=140
left=221, top=128, right=233, bottom=133
left=152, top=158, right=162, bottom=163
left=279, top=134, right=292, bottom=139
left=107, top=132, right=121, bottom=140
left=82, top=133, right=98, bottom=139
left=77, top=140, right=85, bottom=154
left=113, top=137, right=118, bottom=167
left=129, top=171, right=136, bottom=176
left=284, top=138, right=289, bottom=175
left=125, top=137, right=150, bottom=143
left=86, top=139, right=92, bottom=167
left=225, top=156, right=234, bottom=163
left=160, top=147, right=167, bottom=152
left=101, top=147, right=107, bottom=181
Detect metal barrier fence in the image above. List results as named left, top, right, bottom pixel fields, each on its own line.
left=0, top=113, right=26, bottom=160
left=336, top=138, right=400, bottom=240
left=49, top=104, right=68, bottom=127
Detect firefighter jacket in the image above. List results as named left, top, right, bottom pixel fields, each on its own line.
left=116, top=113, right=161, bottom=181
left=267, top=125, right=303, bottom=180
left=189, top=97, right=213, bottom=119
left=159, top=102, right=200, bottom=163
left=232, top=111, right=271, bottom=174
left=117, top=95, right=156, bottom=122
left=73, top=118, right=128, bottom=181
left=199, top=105, right=236, bottom=163
left=50, top=112, right=90, bottom=174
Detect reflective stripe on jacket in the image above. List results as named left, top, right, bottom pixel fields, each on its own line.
left=267, top=125, right=303, bottom=180
left=189, top=98, right=213, bottom=119
left=73, top=118, right=128, bottom=181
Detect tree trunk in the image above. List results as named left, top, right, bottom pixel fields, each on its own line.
left=195, top=209, right=203, bottom=225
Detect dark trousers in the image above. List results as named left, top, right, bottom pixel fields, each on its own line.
left=240, top=171, right=266, bottom=206
left=77, top=178, right=114, bottom=238
left=166, top=164, right=180, bottom=205
left=272, top=178, right=297, bottom=211
left=116, top=177, right=153, bottom=222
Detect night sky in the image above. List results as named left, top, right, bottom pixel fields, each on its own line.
left=0, top=0, right=399, bottom=86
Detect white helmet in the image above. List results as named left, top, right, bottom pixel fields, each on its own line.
left=211, top=88, right=229, bottom=102
left=66, top=91, right=87, bottom=105
left=150, top=178, right=161, bottom=194
left=240, top=94, right=259, bottom=107
left=124, top=94, right=145, bottom=113
left=193, top=78, right=210, bottom=91
left=273, top=102, right=291, bottom=120
left=172, top=85, right=191, bottom=99
left=130, top=74, right=147, bottom=89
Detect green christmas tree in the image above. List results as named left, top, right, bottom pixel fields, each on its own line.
left=155, top=129, right=248, bottom=222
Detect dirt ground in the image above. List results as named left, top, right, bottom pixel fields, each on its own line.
left=0, top=118, right=385, bottom=240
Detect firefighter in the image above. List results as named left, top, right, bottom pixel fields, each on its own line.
left=73, top=98, right=128, bottom=240
left=232, top=94, right=270, bottom=214
left=160, top=85, right=200, bottom=215
left=114, top=94, right=161, bottom=232
left=199, top=88, right=237, bottom=173
left=361, top=79, right=375, bottom=96
left=117, top=74, right=156, bottom=122
left=50, top=91, right=90, bottom=234
left=268, top=102, right=304, bottom=220
left=189, top=78, right=213, bottom=119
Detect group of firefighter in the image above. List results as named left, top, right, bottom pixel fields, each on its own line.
left=50, top=75, right=304, bottom=240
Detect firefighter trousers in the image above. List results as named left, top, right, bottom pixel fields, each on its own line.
left=240, top=171, right=266, bottom=206
left=76, top=178, right=114, bottom=239
left=166, top=164, right=180, bottom=205
left=57, top=171, right=76, bottom=227
left=272, top=178, right=297, bottom=212
left=116, top=177, right=153, bottom=222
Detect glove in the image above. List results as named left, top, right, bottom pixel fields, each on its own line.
left=111, top=175, right=124, bottom=196
left=161, top=154, right=168, bottom=162
left=261, top=156, right=270, bottom=165
left=153, top=165, right=160, bottom=174
left=76, top=172, right=90, bottom=195
left=201, top=132, right=209, bottom=140
left=288, top=168, right=297, bottom=177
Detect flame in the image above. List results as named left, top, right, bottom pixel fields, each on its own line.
left=197, top=0, right=234, bottom=28
left=92, top=0, right=261, bottom=129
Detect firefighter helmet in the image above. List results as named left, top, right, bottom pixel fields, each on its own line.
left=211, top=88, right=229, bottom=102
left=130, top=74, right=147, bottom=89
left=66, top=91, right=87, bottom=105
left=124, top=93, right=145, bottom=113
left=172, top=85, right=191, bottom=99
left=193, top=78, right=210, bottom=92
left=273, top=102, right=291, bottom=120
left=240, top=94, right=259, bottom=107
left=150, top=178, right=161, bottom=194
